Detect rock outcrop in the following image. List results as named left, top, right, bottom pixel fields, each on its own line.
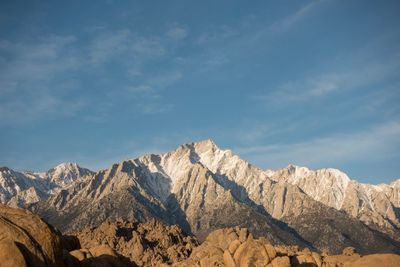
left=0, top=204, right=132, bottom=267
left=75, top=219, right=198, bottom=266
left=68, top=244, right=131, bottom=267
left=29, top=140, right=400, bottom=254
left=0, top=203, right=65, bottom=267
left=0, top=205, right=399, bottom=267
left=272, top=165, right=400, bottom=239
left=2, top=140, right=400, bottom=254
left=173, top=227, right=400, bottom=267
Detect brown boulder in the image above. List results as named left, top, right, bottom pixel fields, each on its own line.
left=270, top=256, right=291, bottom=267
left=322, top=254, right=360, bottom=267
left=205, top=228, right=240, bottom=250
left=228, top=240, right=242, bottom=255
left=0, top=204, right=65, bottom=267
left=349, top=254, right=400, bottom=267
left=70, top=248, right=93, bottom=261
left=0, top=240, right=27, bottom=267
left=70, top=246, right=131, bottom=267
left=292, top=254, right=316, bottom=267
left=311, top=252, right=322, bottom=267
left=233, top=240, right=271, bottom=266
left=88, top=245, right=118, bottom=257
left=264, top=244, right=277, bottom=260
left=223, top=250, right=236, bottom=267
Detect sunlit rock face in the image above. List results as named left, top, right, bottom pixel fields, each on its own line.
left=2, top=139, right=400, bottom=254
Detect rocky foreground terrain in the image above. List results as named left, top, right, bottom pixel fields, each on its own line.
left=1, top=204, right=399, bottom=267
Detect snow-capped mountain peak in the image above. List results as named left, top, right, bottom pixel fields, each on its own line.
left=1, top=140, right=399, bottom=248
left=45, top=162, right=93, bottom=186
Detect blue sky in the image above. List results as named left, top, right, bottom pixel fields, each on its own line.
left=0, top=0, right=399, bottom=184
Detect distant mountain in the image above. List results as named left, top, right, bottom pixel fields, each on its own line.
left=271, top=165, right=400, bottom=236
left=0, top=163, right=93, bottom=207
left=2, top=140, right=400, bottom=254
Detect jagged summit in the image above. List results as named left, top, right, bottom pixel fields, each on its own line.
left=50, top=162, right=80, bottom=170
left=1, top=140, right=400, bottom=254
left=191, top=138, right=218, bottom=149
left=47, top=162, right=91, bottom=174
left=46, top=162, right=94, bottom=187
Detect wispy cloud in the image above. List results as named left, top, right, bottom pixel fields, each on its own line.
left=166, top=26, right=188, bottom=41
left=192, top=2, right=326, bottom=72
left=0, top=23, right=188, bottom=124
left=143, top=70, right=183, bottom=89
left=269, top=1, right=323, bottom=32
left=138, top=103, right=175, bottom=114
left=235, top=121, right=400, bottom=169
left=87, top=28, right=185, bottom=116
left=88, top=29, right=165, bottom=65
left=255, top=59, right=400, bottom=106
left=0, top=96, right=86, bottom=123
left=0, top=35, right=78, bottom=92
left=124, top=70, right=182, bottom=114
left=231, top=121, right=301, bottom=145
left=0, top=35, right=84, bottom=124
left=197, top=25, right=238, bottom=45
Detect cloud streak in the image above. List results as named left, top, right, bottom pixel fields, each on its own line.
left=269, top=1, right=323, bottom=31
left=255, top=59, right=400, bottom=106
left=166, top=26, right=188, bottom=41
left=0, top=24, right=188, bottom=123
left=0, top=35, right=84, bottom=124
left=235, top=121, right=400, bottom=169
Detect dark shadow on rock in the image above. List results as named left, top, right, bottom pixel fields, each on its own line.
left=80, top=254, right=135, bottom=267
left=61, top=235, right=81, bottom=252
left=15, top=241, right=47, bottom=267
left=395, top=207, right=400, bottom=225
left=211, top=172, right=316, bottom=249
left=290, top=256, right=318, bottom=267
left=132, top=157, right=193, bottom=235
left=166, top=193, right=193, bottom=235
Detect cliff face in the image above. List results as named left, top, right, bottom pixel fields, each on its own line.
left=2, top=140, right=400, bottom=254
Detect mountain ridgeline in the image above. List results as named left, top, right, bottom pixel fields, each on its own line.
left=1, top=139, right=400, bottom=254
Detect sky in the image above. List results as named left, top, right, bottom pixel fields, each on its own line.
left=0, top=0, right=399, bottom=184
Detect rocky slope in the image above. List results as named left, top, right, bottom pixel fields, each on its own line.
left=271, top=165, right=400, bottom=236
left=0, top=163, right=93, bottom=207
left=2, top=140, right=400, bottom=254
left=28, top=140, right=400, bottom=254
left=1, top=204, right=399, bottom=267
left=75, top=219, right=198, bottom=266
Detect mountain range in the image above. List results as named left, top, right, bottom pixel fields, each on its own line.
left=1, top=139, right=399, bottom=254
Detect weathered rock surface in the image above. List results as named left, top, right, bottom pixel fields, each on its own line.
left=173, top=227, right=400, bottom=267
left=349, top=253, right=400, bottom=267
left=0, top=203, right=65, bottom=267
left=2, top=140, right=400, bottom=255
left=272, top=165, right=400, bottom=240
left=0, top=204, right=132, bottom=267
left=0, top=206, right=399, bottom=267
left=68, top=245, right=131, bottom=267
left=30, top=140, right=400, bottom=254
left=75, top=219, right=198, bottom=266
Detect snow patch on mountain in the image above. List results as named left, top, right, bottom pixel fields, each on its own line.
left=0, top=163, right=93, bottom=207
